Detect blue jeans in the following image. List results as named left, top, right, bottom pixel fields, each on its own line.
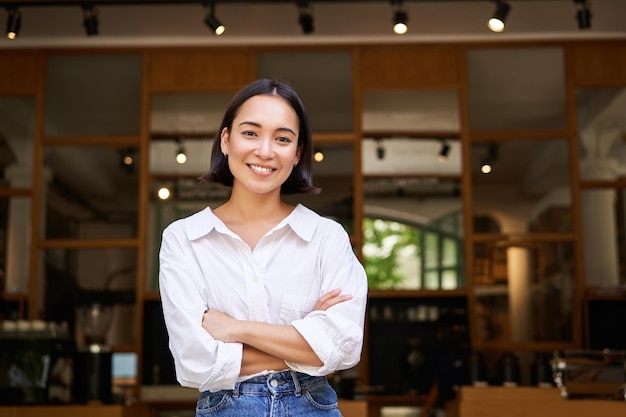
left=196, top=370, right=342, bottom=417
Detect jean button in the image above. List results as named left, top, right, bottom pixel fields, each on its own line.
left=270, top=379, right=279, bottom=387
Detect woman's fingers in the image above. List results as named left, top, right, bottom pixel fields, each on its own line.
left=314, top=288, right=352, bottom=311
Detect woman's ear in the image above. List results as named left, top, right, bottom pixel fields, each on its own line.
left=220, top=127, right=229, bottom=156
left=294, top=145, right=302, bottom=166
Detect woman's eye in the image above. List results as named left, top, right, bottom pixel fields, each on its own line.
left=276, top=136, right=293, bottom=143
left=242, top=130, right=256, bottom=137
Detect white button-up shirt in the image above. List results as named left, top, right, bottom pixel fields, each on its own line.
left=159, top=204, right=368, bottom=392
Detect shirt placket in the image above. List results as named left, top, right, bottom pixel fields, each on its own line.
left=238, top=234, right=274, bottom=322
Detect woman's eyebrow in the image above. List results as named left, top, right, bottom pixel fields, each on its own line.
left=238, top=121, right=296, bottom=136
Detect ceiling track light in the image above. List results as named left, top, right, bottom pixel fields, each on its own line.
left=574, top=0, right=592, bottom=30
left=438, top=139, right=451, bottom=163
left=391, top=0, right=408, bottom=35
left=6, top=6, right=21, bottom=40
left=204, top=1, right=225, bottom=36
left=82, top=3, right=99, bottom=36
left=175, top=138, right=187, bottom=164
left=375, top=138, right=386, bottom=160
left=488, top=0, right=510, bottom=33
left=297, top=0, right=314, bottom=35
left=480, top=143, right=498, bottom=174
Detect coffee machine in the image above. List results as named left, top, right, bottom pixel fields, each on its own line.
left=74, top=303, right=113, bottom=404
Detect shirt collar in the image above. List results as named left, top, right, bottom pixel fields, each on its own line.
left=183, top=203, right=319, bottom=242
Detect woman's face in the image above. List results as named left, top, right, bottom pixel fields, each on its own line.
left=221, top=94, right=301, bottom=196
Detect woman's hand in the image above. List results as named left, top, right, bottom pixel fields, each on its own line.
left=202, top=309, right=241, bottom=343
left=314, top=288, right=352, bottom=311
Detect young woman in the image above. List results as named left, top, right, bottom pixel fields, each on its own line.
left=159, top=78, right=368, bottom=416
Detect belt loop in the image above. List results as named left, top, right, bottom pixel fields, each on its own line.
left=232, top=382, right=241, bottom=398
left=290, top=370, right=303, bottom=397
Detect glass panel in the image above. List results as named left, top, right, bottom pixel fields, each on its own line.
left=256, top=51, right=353, bottom=132
left=367, top=296, right=469, bottom=395
left=576, top=87, right=626, bottom=181
left=581, top=188, right=626, bottom=287
left=470, top=139, right=572, bottom=234
left=362, top=210, right=463, bottom=290
left=467, top=47, right=566, bottom=130
left=1, top=196, right=30, bottom=295
left=43, top=247, right=137, bottom=349
left=45, top=54, right=142, bottom=136
left=151, top=93, right=234, bottom=137
left=44, top=146, right=139, bottom=239
left=473, top=240, right=575, bottom=346
left=363, top=137, right=461, bottom=176
left=362, top=90, right=460, bottom=134
left=0, top=96, right=35, bottom=187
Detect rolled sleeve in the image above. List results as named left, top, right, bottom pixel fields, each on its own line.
left=286, top=308, right=363, bottom=375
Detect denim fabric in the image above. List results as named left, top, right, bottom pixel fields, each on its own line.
left=196, top=370, right=342, bottom=417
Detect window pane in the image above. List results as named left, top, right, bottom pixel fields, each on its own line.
left=43, top=247, right=137, bottom=349
left=45, top=54, right=142, bottom=136
left=424, top=232, right=438, bottom=267
left=576, top=87, right=626, bottom=181
left=45, top=146, right=139, bottom=239
left=441, top=270, right=458, bottom=290
left=1, top=196, right=30, bottom=295
left=424, top=271, right=439, bottom=290
left=468, top=47, right=566, bottom=130
left=581, top=188, right=626, bottom=286
left=473, top=240, right=576, bottom=346
left=442, top=237, right=457, bottom=268
left=362, top=90, right=460, bottom=134
left=470, top=139, right=572, bottom=234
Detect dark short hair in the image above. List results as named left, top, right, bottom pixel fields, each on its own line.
left=200, top=78, right=320, bottom=195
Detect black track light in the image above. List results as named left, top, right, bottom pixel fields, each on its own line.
left=82, top=4, right=99, bottom=36
left=175, top=139, right=187, bottom=164
left=488, top=0, right=510, bottom=33
left=438, top=139, right=451, bottom=163
left=6, top=6, right=21, bottom=40
left=480, top=143, right=498, bottom=174
left=391, top=0, right=408, bottom=35
left=574, top=0, right=592, bottom=30
left=204, top=2, right=225, bottom=36
left=297, top=0, right=314, bottom=35
left=375, top=138, right=385, bottom=160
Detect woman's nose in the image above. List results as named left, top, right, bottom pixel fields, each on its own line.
left=256, top=138, right=275, bottom=158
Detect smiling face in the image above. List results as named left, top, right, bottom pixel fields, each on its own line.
left=220, top=94, right=301, bottom=197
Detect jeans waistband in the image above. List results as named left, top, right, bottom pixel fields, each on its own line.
left=233, top=370, right=328, bottom=398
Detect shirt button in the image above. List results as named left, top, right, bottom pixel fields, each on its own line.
left=270, top=379, right=279, bottom=387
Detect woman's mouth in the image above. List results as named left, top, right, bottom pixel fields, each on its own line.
left=248, top=164, right=274, bottom=173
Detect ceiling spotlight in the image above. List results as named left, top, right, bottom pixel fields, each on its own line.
left=6, top=7, right=21, bottom=40
left=314, top=148, right=324, bottom=162
left=574, top=0, right=592, bottom=30
left=391, top=0, right=408, bottom=35
left=204, top=2, right=225, bottom=36
left=438, top=139, right=451, bottom=163
left=488, top=0, right=510, bottom=33
left=480, top=143, right=498, bottom=174
left=82, top=4, right=99, bottom=36
left=297, top=0, right=314, bottom=35
left=375, top=138, right=386, bottom=160
left=119, top=148, right=135, bottom=174
left=157, top=186, right=171, bottom=200
left=175, top=139, right=187, bottom=164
